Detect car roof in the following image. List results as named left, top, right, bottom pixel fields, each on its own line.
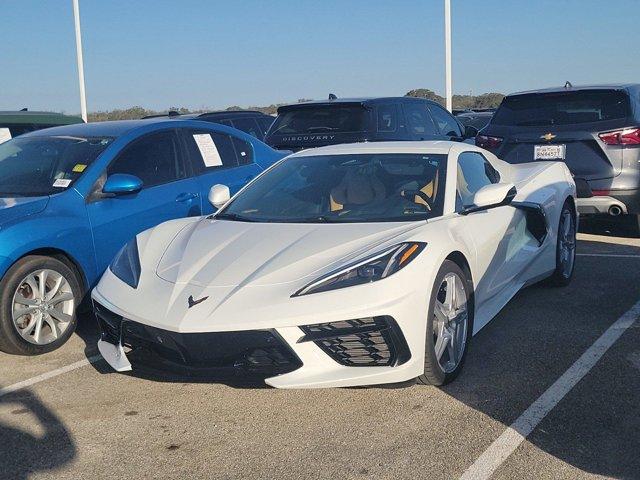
left=0, top=111, right=84, bottom=125
left=508, top=83, right=640, bottom=97
left=143, top=110, right=270, bottom=120
left=289, top=141, right=458, bottom=157
left=456, top=111, right=494, bottom=118
left=19, top=118, right=194, bottom=138
left=277, top=97, right=437, bottom=110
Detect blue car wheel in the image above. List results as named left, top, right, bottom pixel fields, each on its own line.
left=0, top=256, right=82, bottom=355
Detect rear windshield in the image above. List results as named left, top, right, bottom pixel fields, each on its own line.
left=268, top=105, right=368, bottom=135
left=492, top=90, right=630, bottom=126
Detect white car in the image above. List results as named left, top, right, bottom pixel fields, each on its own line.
left=92, top=141, right=577, bottom=388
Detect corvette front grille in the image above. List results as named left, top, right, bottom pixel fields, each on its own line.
left=92, top=302, right=302, bottom=376
left=299, top=316, right=410, bottom=367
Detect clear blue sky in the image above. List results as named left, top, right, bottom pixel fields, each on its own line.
left=3, top=0, right=638, bottom=113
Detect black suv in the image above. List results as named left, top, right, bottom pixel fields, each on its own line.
left=264, top=97, right=477, bottom=151
left=478, top=84, right=640, bottom=226
left=144, top=110, right=275, bottom=140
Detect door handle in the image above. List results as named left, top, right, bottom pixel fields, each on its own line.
left=176, top=192, right=199, bottom=202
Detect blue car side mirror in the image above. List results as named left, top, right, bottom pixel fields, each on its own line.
left=102, top=174, right=143, bottom=196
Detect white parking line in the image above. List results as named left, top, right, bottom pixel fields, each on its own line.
left=0, top=354, right=101, bottom=399
left=459, top=300, right=640, bottom=480
left=577, top=253, right=640, bottom=258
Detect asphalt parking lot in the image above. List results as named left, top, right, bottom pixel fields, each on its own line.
left=1, top=219, right=639, bottom=480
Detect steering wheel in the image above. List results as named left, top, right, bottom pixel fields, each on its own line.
left=400, top=189, right=432, bottom=211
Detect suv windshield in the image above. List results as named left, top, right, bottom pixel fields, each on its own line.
left=218, top=153, right=447, bottom=223
left=269, top=105, right=369, bottom=135
left=0, top=135, right=113, bottom=197
left=492, top=90, right=630, bottom=126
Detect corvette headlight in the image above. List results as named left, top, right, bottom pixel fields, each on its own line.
left=293, top=242, right=426, bottom=296
left=109, top=238, right=141, bottom=289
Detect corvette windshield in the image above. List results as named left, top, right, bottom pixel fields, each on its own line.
left=219, top=153, right=447, bottom=223
left=0, top=135, right=113, bottom=197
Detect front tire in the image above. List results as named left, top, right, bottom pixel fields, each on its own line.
left=417, top=260, right=473, bottom=386
left=547, top=200, right=577, bottom=287
left=0, top=256, right=81, bottom=355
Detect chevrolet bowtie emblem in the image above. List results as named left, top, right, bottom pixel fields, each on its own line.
left=188, top=295, right=209, bottom=308
left=541, top=132, right=556, bottom=141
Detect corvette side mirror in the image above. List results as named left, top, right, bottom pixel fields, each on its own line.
left=208, top=184, right=230, bottom=209
left=461, top=183, right=517, bottom=215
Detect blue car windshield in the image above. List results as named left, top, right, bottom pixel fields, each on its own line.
left=0, top=135, right=113, bottom=197
left=219, top=153, right=447, bottom=223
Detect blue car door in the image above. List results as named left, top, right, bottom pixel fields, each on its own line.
left=180, top=128, right=263, bottom=214
left=86, top=128, right=202, bottom=275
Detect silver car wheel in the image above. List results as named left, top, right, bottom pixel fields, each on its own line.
left=559, top=209, right=576, bottom=278
left=12, top=269, right=75, bottom=345
left=432, top=272, right=468, bottom=374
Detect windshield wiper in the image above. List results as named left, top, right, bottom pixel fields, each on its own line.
left=293, top=215, right=338, bottom=223
left=515, top=118, right=555, bottom=126
left=213, top=212, right=257, bottom=222
left=306, top=126, right=339, bottom=132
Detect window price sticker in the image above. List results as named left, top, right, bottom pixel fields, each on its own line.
left=193, top=134, right=223, bottom=167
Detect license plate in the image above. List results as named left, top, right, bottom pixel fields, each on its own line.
left=534, top=144, right=566, bottom=160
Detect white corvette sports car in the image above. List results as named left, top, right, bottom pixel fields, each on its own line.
left=92, top=141, right=577, bottom=388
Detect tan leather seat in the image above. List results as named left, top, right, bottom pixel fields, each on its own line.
left=414, top=170, right=439, bottom=207
left=330, top=171, right=386, bottom=211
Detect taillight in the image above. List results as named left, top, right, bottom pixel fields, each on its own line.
left=598, top=127, right=640, bottom=145
left=476, top=134, right=503, bottom=150
left=591, top=189, right=610, bottom=196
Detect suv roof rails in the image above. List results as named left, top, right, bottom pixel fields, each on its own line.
left=197, top=110, right=266, bottom=117
left=141, top=110, right=182, bottom=119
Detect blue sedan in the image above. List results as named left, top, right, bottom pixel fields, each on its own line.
left=0, top=118, right=286, bottom=355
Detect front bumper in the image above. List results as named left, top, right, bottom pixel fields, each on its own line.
left=94, top=301, right=302, bottom=377
left=91, top=281, right=425, bottom=389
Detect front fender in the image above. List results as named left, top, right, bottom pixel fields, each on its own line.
left=0, top=197, right=96, bottom=288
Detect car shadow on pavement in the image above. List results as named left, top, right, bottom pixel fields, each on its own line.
left=579, top=215, right=639, bottom=238
left=0, top=389, right=76, bottom=480
left=440, top=223, right=640, bottom=478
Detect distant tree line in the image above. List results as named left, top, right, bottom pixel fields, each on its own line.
left=86, top=90, right=504, bottom=122
left=405, top=88, right=505, bottom=110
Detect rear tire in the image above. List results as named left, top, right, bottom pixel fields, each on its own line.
left=417, top=260, right=473, bottom=386
left=547, top=200, right=577, bottom=287
left=0, top=256, right=81, bottom=355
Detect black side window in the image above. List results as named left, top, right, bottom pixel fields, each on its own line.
left=108, top=130, right=184, bottom=188
left=257, top=117, right=274, bottom=136
left=404, top=103, right=437, bottom=137
left=231, top=136, right=254, bottom=165
left=184, top=130, right=252, bottom=171
left=457, top=152, right=500, bottom=207
left=376, top=104, right=399, bottom=132
left=230, top=118, right=261, bottom=139
left=428, top=105, right=462, bottom=137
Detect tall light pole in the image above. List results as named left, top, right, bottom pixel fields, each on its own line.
left=72, top=0, right=88, bottom=122
left=444, top=0, right=452, bottom=112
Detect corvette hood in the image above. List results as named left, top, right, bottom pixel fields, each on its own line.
left=0, top=196, right=49, bottom=227
left=156, top=219, right=422, bottom=288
